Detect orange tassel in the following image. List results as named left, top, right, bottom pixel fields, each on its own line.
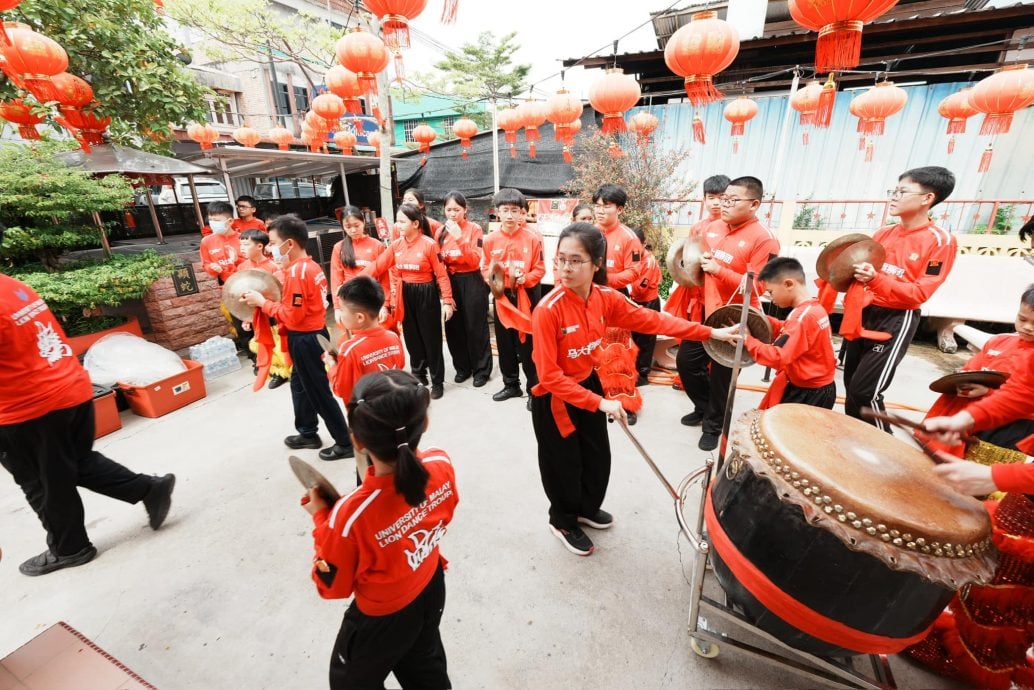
left=692, top=113, right=705, bottom=144
left=509, top=144, right=516, bottom=159
left=420, top=155, right=427, bottom=167
left=600, top=115, right=627, bottom=135
left=947, top=136, right=955, bottom=154
left=978, top=144, right=993, bottom=173
left=980, top=113, right=1014, bottom=136
left=864, top=141, right=874, bottom=162
left=393, top=52, right=405, bottom=84
left=730, top=122, right=744, bottom=137
left=683, top=76, right=723, bottom=106
left=947, top=118, right=967, bottom=135
left=814, top=24, right=864, bottom=73
left=563, top=145, right=572, bottom=163
left=859, top=136, right=865, bottom=150
left=814, top=74, right=836, bottom=128
left=733, top=139, right=739, bottom=154
left=802, top=131, right=809, bottom=146
left=440, top=0, right=458, bottom=23
left=528, top=141, right=536, bottom=159
left=462, top=150, right=468, bottom=160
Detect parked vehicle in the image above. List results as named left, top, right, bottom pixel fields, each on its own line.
left=157, top=177, right=229, bottom=204
left=253, top=180, right=332, bottom=200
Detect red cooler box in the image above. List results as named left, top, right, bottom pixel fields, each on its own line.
left=119, top=360, right=206, bottom=418
left=92, top=385, right=122, bottom=438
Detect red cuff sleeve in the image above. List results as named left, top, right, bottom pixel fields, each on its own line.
left=992, top=462, right=1034, bottom=493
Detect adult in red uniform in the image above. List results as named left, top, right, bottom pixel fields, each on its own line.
left=231, top=195, right=266, bottom=235
left=482, top=188, right=545, bottom=408
left=362, top=204, right=455, bottom=400
left=670, top=175, right=729, bottom=425
left=0, top=269, right=175, bottom=576
left=330, top=205, right=389, bottom=326
left=400, top=189, right=442, bottom=242
left=630, top=228, right=662, bottom=385
left=743, top=258, right=836, bottom=409
left=695, top=176, right=780, bottom=450
left=303, top=370, right=458, bottom=689
left=530, top=223, right=740, bottom=556
left=437, top=191, right=492, bottom=387
left=242, top=214, right=354, bottom=462
left=847, top=166, right=957, bottom=430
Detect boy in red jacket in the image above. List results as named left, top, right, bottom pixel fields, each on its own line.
left=199, top=201, right=241, bottom=284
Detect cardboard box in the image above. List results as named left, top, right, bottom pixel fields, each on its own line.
left=92, top=390, right=121, bottom=439
left=119, top=360, right=206, bottom=418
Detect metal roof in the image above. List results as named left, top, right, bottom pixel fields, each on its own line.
left=56, top=144, right=211, bottom=176
left=182, top=145, right=385, bottom=179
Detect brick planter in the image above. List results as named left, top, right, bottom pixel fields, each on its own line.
left=144, top=261, right=229, bottom=353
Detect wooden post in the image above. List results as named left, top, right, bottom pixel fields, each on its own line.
left=91, top=211, right=113, bottom=258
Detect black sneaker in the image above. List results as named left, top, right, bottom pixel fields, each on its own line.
left=699, top=432, right=719, bottom=451
left=267, top=374, right=287, bottom=390
left=285, top=434, right=322, bottom=450
left=19, top=546, right=97, bottom=577
left=681, top=411, right=704, bottom=427
left=626, top=411, right=637, bottom=426
left=416, top=372, right=429, bottom=386
left=454, top=371, right=471, bottom=383
left=430, top=384, right=444, bottom=400
left=319, top=444, right=355, bottom=461
left=492, top=386, right=522, bottom=402
left=578, top=509, right=614, bottom=530
left=635, top=374, right=650, bottom=387
left=143, top=473, right=176, bottom=530
left=548, top=524, right=594, bottom=556
left=473, top=375, right=489, bottom=388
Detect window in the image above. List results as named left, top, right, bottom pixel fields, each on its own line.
left=206, top=91, right=238, bottom=126
left=272, top=84, right=311, bottom=115
left=403, top=120, right=418, bottom=142
left=440, top=116, right=456, bottom=131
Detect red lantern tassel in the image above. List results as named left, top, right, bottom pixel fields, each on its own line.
left=462, top=150, right=468, bottom=160
left=730, top=122, right=744, bottom=137
left=979, top=113, right=1013, bottom=136
left=601, top=114, right=627, bottom=135
left=683, top=75, right=723, bottom=106
left=359, top=75, right=379, bottom=96
left=525, top=126, right=540, bottom=142
left=505, top=131, right=517, bottom=144
left=799, top=112, right=814, bottom=126
left=420, top=155, right=427, bottom=167
left=529, top=142, right=536, bottom=159
left=802, top=131, right=809, bottom=146
left=509, top=143, right=516, bottom=159
left=946, top=118, right=967, bottom=135
left=563, top=145, right=572, bottom=163
left=978, top=144, right=993, bottom=173
left=554, top=124, right=568, bottom=143
left=858, top=136, right=865, bottom=151
left=733, top=139, right=739, bottom=154
left=383, top=19, right=411, bottom=50
left=814, top=20, right=864, bottom=73
left=441, top=0, right=458, bottom=24
left=692, top=115, right=705, bottom=144
left=947, top=136, right=955, bottom=155
left=344, top=98, right=362, bottom=115
left=814, top=75, right=836, bottom=128
left=864, top=141, right=874, bottom=162
left=393, top=52, right=405, bottom=84
left=870, top=120, right=885, bottom=136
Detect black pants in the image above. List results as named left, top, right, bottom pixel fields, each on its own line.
left=843, top=306, right=920, bottom=431
left=632, top=297, right=661, bottom=376
left=676, top=339, right=732, bottom=435
left=782, top=381, right=837, bottom=409
left=286, top=329, right=352, bottom=447
left=443, top=271, right=492, bottom=379
left=230, top=314, right=255, bottom=362
left=494, top=287, right=540, bottom=393
left=402, top=282, right=445, bottom=387
left=329, top=564, right=450, bottom=690
left=531, top=373, right=610, bottom=531
left=0, top=400, right=152, bottom=556
left=979, top=418, right=1034, bottom=451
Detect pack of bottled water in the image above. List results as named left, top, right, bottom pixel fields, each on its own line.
left=188, top=336, right=242, bottom=380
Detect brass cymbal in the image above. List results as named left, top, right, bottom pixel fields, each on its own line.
left=816, top=233, right=872, bottom=282
left=703, top=304, right=773, bottom=368
left=222, top=269, right=282, bottom=321
left=826, top=239, right=886, bottom=292
left=666, top=237, right=705, bottom=288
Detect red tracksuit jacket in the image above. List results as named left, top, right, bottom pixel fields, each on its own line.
left=926, top=333, right=1034, bottom=419
left=745, top=299, right=836, bottom=389
left=601, top=223, right=643, bottom=291
left=481, top=226, right=545, bottom=291
left=260, top=255, right=329, bottom=332
left=330, top=235, right=389, bottom=310
left=436, top=220, right=484, bottom=274
left=631, top=250, right=661, bottom=303
left=362, top=234, right=454, bottom=305
left=200, top=232, right=242, bottom=281
left=238, top=257, right=277, bottom=274
left=867, top=220, right=957, bottom=311
left=329, top=327, right=406, bottom=403
left=703, top=218, right=780, bottom=316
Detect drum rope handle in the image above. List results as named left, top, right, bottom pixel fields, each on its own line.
left=722, top=272, right=765, bottom=308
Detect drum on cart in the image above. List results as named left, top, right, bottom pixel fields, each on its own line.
left=706, top=405, right=998, bottom=657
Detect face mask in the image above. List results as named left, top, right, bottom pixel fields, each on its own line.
left=210, top=220, right=229, bottom=235
left=269, top=241, right=288, bottom=262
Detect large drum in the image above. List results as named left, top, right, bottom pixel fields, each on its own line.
left=707, top=405, right=997, bottom=656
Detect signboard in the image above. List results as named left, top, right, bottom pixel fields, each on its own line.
left=173, top=263, right=199, bottom=297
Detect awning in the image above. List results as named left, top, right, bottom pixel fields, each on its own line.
left=184, top=146, right=385, bottom=180
left=56, top=144, right=211, bottom=176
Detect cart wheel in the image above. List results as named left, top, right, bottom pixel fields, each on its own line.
left=690, top=637, right=720, bottom=658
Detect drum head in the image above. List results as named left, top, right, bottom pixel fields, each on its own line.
left=666, top=237, right=704, bottom=287
left=289, top=455, right=342, bottom=504
left=703, top=304, right=772, bottom=368
left=222, top=269, right=283, bottom=321
left=929, top=370, right=1009, bottom=394
left=816, top=233, right=871, bottom=282
left=826, top=239, right=886, bottom=292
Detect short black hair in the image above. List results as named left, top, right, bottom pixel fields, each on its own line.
left=239, top=229, right=268, bottom=246
left=339, top=275, right=385, bottom=317
left=1017, top=218, right=1033, bottom=244
left=492, top=187, right=526, bottom=210
left=703, top=175, right=731, bottom=195
left=572, top=203, right=593, bottom=220
left=758, top=256, right=805, bottom=284
left=727, top=176, right=763, bottom=200
left=899, top=166, right=955, bottom=207
left=592, top=184, right=627, bottom=208
left=558, top=223, right=608, bottom=287
left=207, top=201, right=234, bottom=217
left=267, top=213, right=309, bottom=244
left=632, top=227, right=651, bottom=250
left=1022, top=284, right=1034, bottom=310
left=236, top=195, right=257, bottom=206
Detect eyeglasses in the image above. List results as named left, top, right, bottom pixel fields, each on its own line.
left=719, top=197, right=757, bottom=206
left=497, top=208, right=522, bottom=216
left=886, top=188, right=927, bottom=200
left=554, top=257, right=592, bottom=268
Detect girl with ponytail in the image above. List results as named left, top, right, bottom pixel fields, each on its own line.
left=301, top=370, right=458, bottom=688
left=330, top=206, right=389, bottom=327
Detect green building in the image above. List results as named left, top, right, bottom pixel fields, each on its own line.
left=391, top=94, right=485, bottom=148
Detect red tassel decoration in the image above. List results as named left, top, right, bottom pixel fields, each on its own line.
left=979, top=113, right=1013, bottom=136
left=441, top=0, right=458, bottom=24
left=683, top=76, right=723, bottom=107
left=947, top=136, right=956, bottom=155
left=814, top=21, right=864, bottom=73
left=730, top=122, right=744, bottom=136
left=733, top=139, right=739, bottom=154
left=799, top=112, right=814, bottom=126
left=946, top=118, right=967, bottom=135
left=600, top=114, right=627, bottom=135
left=864, top=141, right=874, bottom=162
left=563, top=145, right=572, bottom=163
left=505, top=130, right=517, bottom=144
left=607, top=141, right=624, bottom=158
left=802, top=131, right=809, bottom=146
left=525, top=126, right=540, bottom=142
left=393, top=51, right=405, bottom=84
left=509, top=143, right=516, bottom=159
left=978, top=144, right=993, bottom=173
left=858, top=136, right=865, bottom=151
left=692, top=113, right=705, bottom=144
left=529, top=141, right=537, bottom=159
left=420, top=155, right=427, bottom=167
left=814, top=74, right=836, bottom=128
left=461, top=150, right=468, bottom=160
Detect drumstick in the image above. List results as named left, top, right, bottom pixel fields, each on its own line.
left=859, top=408, right=972, bottom=464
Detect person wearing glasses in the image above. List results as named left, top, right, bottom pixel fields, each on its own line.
left=695, top=176, right=780, bottom=451
left=844, top=167, right=957, bottom=430
left=231, top=195, right=266, bottom=235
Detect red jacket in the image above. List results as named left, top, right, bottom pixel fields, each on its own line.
left=664, top=217, right=723, bottom=322
left=481, top=226, right=545, bottom=291
left=363, top=234, right=454, bottom=305
left=601, top=223, right=643, bottom=290
left=310, top=448, right=458, bottom=615
left=260, top=255, right=329, bottom=332
left=0, top=274, right=94, bottom=425
left=867, top=220, right=957, bottom=311
left=329, top=327, right=406, bottom=403
left=966, top=363, right=1034, bottom=434
left=926, top=333, right=1034, bottom=419
left=330, top=235, right=389, bottom=310
left=232, top=217, right=266, bottom=234
left=200, top=232, right=242, bottom=281
left=630, top=250, right=661, bottom=303
left=531, top=284, right=713, bottom=432
left=703, top=218, right=779, bottom=316
left=238, top=257, right=278, bottom=275
left=436, top=220, right=484, bottom=274
left=745, top=299, right=836, bottom=388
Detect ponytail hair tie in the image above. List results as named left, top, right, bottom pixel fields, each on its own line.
left=395, top=425, right=409, bottom=450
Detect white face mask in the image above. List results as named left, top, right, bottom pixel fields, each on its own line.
left=210, top=219, right=229, bottom=235
left=269, top=241, right=287, bottom=262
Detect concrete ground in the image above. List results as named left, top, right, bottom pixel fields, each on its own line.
left=1, top=334, right=972, bottom=689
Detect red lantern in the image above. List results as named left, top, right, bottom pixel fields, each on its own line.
left=268, top=126, right=294, bottom=151
left=663, top=10, right=740, bottom=106
left=723, top=97, right=757, bottom=153
left=627, top=111, right=659, bottom=144
left=0, top=98, right=42, bottom=139
left=0, top=23, right=68, bottom=102
left=363, top=0, right=427, bottom=51
left=968, top=64, right=1034, bottom=136
left=851, top=81, right=907, bottom=137
left=790, top=80, right=822, bottom=126
left=588, top=68, right=641, bottom=135
left=452, top=117, right=477, bottom=159
left=311, top=93, right=347, bottom=122
left=518, top=99, right=547, bottom=158
left=367, top=130, right=382, bottom=157
left=304, top=110, right=332, bottom=137
left=497, top=106, right=521, bottom=158
left=562, top=117, right=582, bottom=163
left=333, top=129, right=358, bottom=155
left=937, top=87, right=978, bottom=135
left=187, top=122, right=219, bottom=150
left=325, top=65, right=364, bottom=114
left=412, top=122, right=436, bottom=152
left=546, top=88, right=582, bottom=143
left=232, top=125, right=262, bottom=147
left=51, top=72, right=93, bottom=112
left=336, top=28, right=390, bottom=97
left=788, top=0, right=898, bottom=72
left=63, top=104, right=110, bottom=145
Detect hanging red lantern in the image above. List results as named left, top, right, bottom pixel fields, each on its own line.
left=692, top=112, right=706, bottom=144
left=232, top=125, right=262, bottom=147
left=268, top=126, right=294, bottom=151
left=723, top=97, right=757, bottom=153
left=452, top=117, right=478, bottom=160
left=788, top=0, right=898, bottom=72
left=51, top=72, right=93, bottom=113
left=304, top=110, right=332, bottom=137
left=967, top=64, right=1034, bottom=136
left=0, top=97, right=42, bottom=139
left=336, top=28, right=390, bottom=97
left=518, top=99, right=547, bottom=158
left=412, top=122, right=436, bottom=152
left=627, top=111, right=659, bottom=144
left=63, top=104, right=109, bottom=145
left=187, top=122, right=219, bottom=150
left=561, top=117, right=582, bottom=163
left=325, top=65, right=364, bottom=115
left=367, top=130, right=382, bottom=157
left=497, top=106, right=521, bottom=158
left=0, top=23, right=69, bottom=102
left=363, top=0, right=427, bottom=51
left=851, top=81, right=907, bottom=137
left=588, top=68, right=641, bottom=135
left=937, top=87, right=978, bottom=135
left=311, top=93, right=347, bottom=122
left=663, top=10, right=740, bottom=106
left=546, top=88, right=582, bottom=143
left=790, top=80, right=822, bottom=130
left=333, top=129, right=358, bottom=155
